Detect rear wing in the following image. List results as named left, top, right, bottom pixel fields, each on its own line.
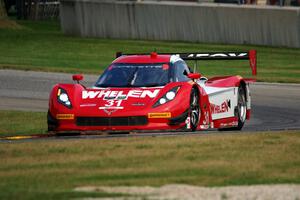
left=116, top=50, right=257, bottom=76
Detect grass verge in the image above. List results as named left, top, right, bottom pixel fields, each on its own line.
left=0, top=20, right=300, bottom=83
left=0, top=131, right=299, bottom=200
left=0, top=110, right=46, bottom=136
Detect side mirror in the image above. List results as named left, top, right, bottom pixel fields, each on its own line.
left=187, top=73, right=201, bottom=80
left=72, top=74, right=83, bottom=83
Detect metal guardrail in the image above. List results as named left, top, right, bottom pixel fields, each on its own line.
left=111, top=0, right=300, bottom=6
left=60, top=0, right=300, bottom=48
left=7, top=0, right=300, bottom=20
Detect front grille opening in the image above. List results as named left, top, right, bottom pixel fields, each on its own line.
left=76, top=116, right=148, bottom=126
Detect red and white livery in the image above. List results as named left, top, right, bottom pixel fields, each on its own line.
left=48, top=50, right=257, bottom=133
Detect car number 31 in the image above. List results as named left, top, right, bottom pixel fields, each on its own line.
left=104, top=100, right=123, bottom=107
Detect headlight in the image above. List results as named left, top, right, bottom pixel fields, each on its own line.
left=59, top=93, right=69, bottom=102
left=153, top=86, right=180, bottom=108
left=57, top=88, right=72, bottom=108
left=159, top=98, right=167, bottom=105
left=166, top=91, right=176, bottom=100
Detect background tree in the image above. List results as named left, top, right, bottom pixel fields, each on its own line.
left=0, top=0, right=7, bottom=18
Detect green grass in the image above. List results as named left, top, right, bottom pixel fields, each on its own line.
left=0, top=110, right=46, bottom=136
left=0, top=20, right=300, bottom=83
left=0, top=131, right=300, bottom=199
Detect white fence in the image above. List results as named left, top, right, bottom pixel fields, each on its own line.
left=60, top=0, right=300, bottom=48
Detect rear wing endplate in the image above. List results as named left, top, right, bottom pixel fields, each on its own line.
left=116, top=50, right=257, bottom=76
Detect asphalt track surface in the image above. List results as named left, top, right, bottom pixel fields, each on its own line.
left=0, top=69, right=300, bottom=141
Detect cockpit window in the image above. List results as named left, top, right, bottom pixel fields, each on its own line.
left=95, top=63, right=171, bottom=87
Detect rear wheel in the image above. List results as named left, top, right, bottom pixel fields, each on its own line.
left=236, top=86, right=247, bottom=130
left=187, top=88, right=200, bottom=131
left=218, top=86, right=246, bottom=131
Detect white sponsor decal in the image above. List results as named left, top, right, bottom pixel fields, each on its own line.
left=99, top=106, right=124, bottom=109
left=202, top=111, right=209, bottom=125
left=186, top=53, right=247, bottom=58
left=79, top=103, right=97, bottom=107
left=185, top=117, right=191, bottom=129
left=200, top=125, right=209, bottom=129
left=220, top=121, right=238, bottom=128
left=210, top=100, right=231, bottom=114
left=99, top=100, right=124, bottom=114
left=82, top=89, right=160, bottom=100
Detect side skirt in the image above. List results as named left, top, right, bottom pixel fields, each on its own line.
left=212, top=117, right=238, bottom=129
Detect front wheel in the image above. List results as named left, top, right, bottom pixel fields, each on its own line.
left=187, top=88, right=200, bottom=131
left=47, top=110, right=57, bottom=132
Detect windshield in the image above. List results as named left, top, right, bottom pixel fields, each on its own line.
left=95, top=63, right=171, bottom=87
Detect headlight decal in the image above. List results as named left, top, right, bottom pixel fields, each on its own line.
left=153, top=86, right=180, bottom=108
left=166, top=91, right=176, bottom=100
left=57, top=88, right=72, bottom=109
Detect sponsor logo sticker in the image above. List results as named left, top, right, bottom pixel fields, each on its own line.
left=220, top=121, right=238, bottom=128
left=56, top=114, right=74, bottom=120
left=82, top=89, right=160, bottom=100
left=80, top=104, right=97, bottom=107
left=148, top=112, right=171, bottom=118
left=132, top=102, right=145, bottom=106
left=102, top=109, right=118, bottom=116
left=211, top=100, right=231, bottom=114
left=185, top=116, right=191, bottom=129
left=186, top=53, right=247, bottom=58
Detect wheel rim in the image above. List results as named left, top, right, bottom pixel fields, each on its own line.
left=238, top=90, right=246, bottom=123
left=190, top=90, right=200, bottom=129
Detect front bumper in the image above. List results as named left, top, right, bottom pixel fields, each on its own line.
left=47, top=111, right=189, bottom=132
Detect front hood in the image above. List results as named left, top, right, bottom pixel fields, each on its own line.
left=75, top=87, right=162, bottom=115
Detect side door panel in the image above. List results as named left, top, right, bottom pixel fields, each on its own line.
left=203, top=86, right=238, bottom=120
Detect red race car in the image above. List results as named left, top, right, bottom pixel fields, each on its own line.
left=48, top=50, right=256, bottom=133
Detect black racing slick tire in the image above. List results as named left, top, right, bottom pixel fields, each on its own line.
left=47, top=110, right=58, bottom=132
left=219, top=85, right=247, bottom=131
left=188, top=88, right=200, bottom=131
left=235, top=85, right=247, bottom=130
